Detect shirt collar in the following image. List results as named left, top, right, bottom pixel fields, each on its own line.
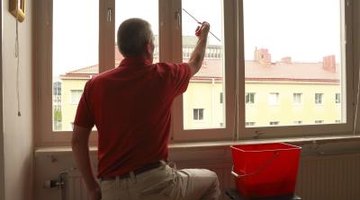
left=119, top=56, right=153, bottom=67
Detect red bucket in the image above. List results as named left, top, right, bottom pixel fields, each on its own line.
left=231, top=143, right=301, bottom=199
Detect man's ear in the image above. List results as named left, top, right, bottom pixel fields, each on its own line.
left=145, top=42, right=154, bottom=56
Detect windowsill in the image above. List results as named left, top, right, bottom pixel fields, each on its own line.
left=170, top=135, right=360, bottom=148
left=34, top=135, right=360, bottom=153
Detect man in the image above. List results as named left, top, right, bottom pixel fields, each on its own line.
left=71, top=18, right=220, bottom=200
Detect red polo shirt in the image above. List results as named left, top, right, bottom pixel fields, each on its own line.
left=74, top=57, right=191, bottom=178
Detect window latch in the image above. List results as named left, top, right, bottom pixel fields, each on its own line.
left=107, top=8, right=112, bottom=22
left=175, top=10, right=181, bottom=28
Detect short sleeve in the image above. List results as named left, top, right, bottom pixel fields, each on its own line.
left=165, top=62, right=192, bottom=96
left=73, top=80, right=95, bottom=129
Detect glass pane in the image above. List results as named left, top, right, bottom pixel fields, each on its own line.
left=115, top=0, right=159, bottom=64
left=52, top=0, right=99, bottom=131
left=182, top=0, right=225, bottom=130
left=244, top=0, right=345, bottom=127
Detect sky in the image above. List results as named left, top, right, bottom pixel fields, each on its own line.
left=52, top=0, right=342, bottom=77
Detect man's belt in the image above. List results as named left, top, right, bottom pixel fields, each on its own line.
left=100, top=161, right=163, bottom=181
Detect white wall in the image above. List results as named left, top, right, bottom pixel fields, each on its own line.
left=1, top=0, right=34, bottom=199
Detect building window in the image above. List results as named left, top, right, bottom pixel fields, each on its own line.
left=70, top=90, right=83, bottom=105
left=293, top=93, right=302, bottom=105
left=246, top=92, right=255, bottom=104
left=315, top=120, right=324, bottom=124
left=293, top=121, right=302, bottom=125
left=193, top=108, right=204, bottom=120
left=246, top=122, right=256, bottom=126
left=268, top=93, right=279, bottom=106
left=220, top=92, right=223, bottom=104
left=335, top=93, right=341, bottom=104
left=315, top=93, right=323, bottom=104
left=269, top=121, right=279, bottom=126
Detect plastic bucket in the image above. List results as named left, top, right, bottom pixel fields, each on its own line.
left=231, top=143, right=301, bottom=199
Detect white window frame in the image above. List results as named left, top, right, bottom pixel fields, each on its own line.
left=268, top=92, right=280, bottom=106
left=34, top=0, right=114, bottom=146
left=70, top=90, right=83, bottom=105
left=293, top=93, right=302, bottom=105
left=315, top=93, right=324, bottom=105
left=34, top=0, right=360, bottom=147
left=238, top=0, right=359, bottom=140
left=170, top=0, right=235, bottom=142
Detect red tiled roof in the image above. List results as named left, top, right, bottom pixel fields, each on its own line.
left=61, top=45, right=339, bottom=83
left=245, top=61, right=339, bottom=83
left=60, top=59, right=339, bottom=83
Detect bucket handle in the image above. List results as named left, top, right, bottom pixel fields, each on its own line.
left=231, top=151, right=280, bottom=178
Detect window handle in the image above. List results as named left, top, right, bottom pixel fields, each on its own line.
left=176, top=10, right=181, bottom=28
left=107, top=8, right=112, bottom=22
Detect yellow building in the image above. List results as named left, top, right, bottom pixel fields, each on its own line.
left=58, top=46, right=340, bottom=131
left=245, top=49, right=340, bottom=127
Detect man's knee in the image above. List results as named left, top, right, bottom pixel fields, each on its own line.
left=205, top=170, right=219, bottom=183
left=204, top=170, right=221, bottom=200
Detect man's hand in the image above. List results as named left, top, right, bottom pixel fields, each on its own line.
left=188, top=21, right=210, bottom=76
left=71, top=125, right=101, bottom=200
left=195, top=22, right=210, bottom=39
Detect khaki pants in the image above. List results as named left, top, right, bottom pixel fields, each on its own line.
left=100, top=162, right=220, bottom=200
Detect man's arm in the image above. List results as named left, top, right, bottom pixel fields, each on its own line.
left=71, top=125, right=101, bottom=200
left=188, top=22, right=210, bottom=76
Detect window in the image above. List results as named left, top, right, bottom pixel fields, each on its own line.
left=180, top=0, right=226, bottom=131
left=268, top=92, right=279, bottom=106
left=246, top=122, right=256, bottom=127
left=293, top=93, right=302, bottom=105
left=241, top=0, right=355, bottom=138
left=315, top=120, right=324, bottom=124
left=70, top=90, right=83, bottom=105
left=34, top=0, right=359, bottom=146
left=53, top=0, right=98, bottom=132
left=335, top=93, right=341, bottom=104
left=269, top=121, right=279, bottom=126
left=115, top=0, right=159, bottom=64
left=193, top=109, right=204, bottom=120
left=246, top=93, right=255, bottom=104
left=315, top=93, right=324, bottom=104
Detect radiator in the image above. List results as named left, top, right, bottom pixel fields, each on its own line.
left=62, top=170, right=89, bottom=200
left=296, top=153, right=360, bottom=200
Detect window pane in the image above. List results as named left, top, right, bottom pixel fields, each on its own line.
left=293, top=93, right=302, bottom=105
left=52, top=0, right=99, bottom=131
left=244, top=0, right=345, bottom=127
left=70, top=90, right=83, bottom=104
left=115, top=0, right=159, bottom=64
left=182, top=0, right=225, bottom=130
